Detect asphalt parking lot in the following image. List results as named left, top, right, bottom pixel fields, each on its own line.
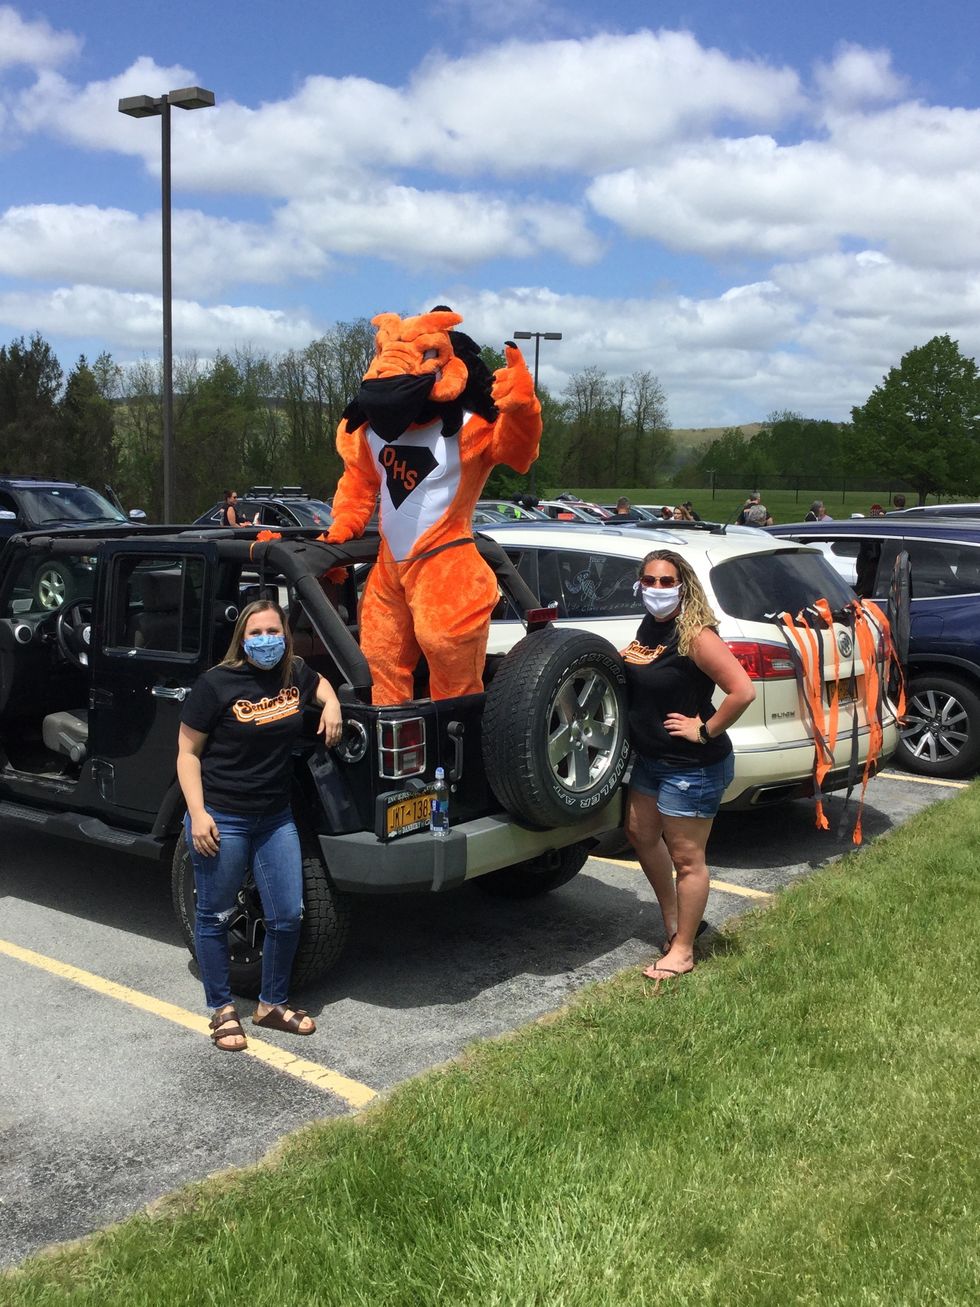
left=0, top=769, right=965, bottom=1268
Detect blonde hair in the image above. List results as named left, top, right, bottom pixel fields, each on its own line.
left=638, top=549, right=718, bottom=657
left=220, top=599, right=296, bottom=687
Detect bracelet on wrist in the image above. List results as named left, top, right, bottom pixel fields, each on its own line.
left=697, top=722, right=711, bottom=745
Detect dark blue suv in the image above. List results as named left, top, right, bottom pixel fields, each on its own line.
left=769, top=517, right=980, bottom=777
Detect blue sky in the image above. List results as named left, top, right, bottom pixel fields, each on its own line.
left=2, top=0, right=980, bottom=426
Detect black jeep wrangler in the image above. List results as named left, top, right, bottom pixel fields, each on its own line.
left=0, top=523, right=629, bottom=994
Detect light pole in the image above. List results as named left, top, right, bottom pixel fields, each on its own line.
left=512, top=329, right=561, bottom=497
left=118, top=86, right=215, bottom=523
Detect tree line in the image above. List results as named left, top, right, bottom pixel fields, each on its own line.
left=0, top=325, right=675, bottom=520
left=680, top=335, right=980, bottom=503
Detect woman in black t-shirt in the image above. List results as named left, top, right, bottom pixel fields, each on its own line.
left=622, top=549, right=755, bottom=985
left=177, top=599, right=342, bottom=1051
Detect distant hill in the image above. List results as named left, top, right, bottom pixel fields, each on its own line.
left=671, top=423, right=763, bottom=451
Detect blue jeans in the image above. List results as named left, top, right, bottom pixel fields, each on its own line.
left=184, top=806, right=303, bottom=1011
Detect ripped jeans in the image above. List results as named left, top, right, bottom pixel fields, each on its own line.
left=185, top=806, right=303, bottom=1011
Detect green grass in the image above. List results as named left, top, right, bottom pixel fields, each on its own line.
left=6, top=788, right=980, bottom=1306
left=564, top=486, right=932, bottom=524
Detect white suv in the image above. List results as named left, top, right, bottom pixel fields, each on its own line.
left=482, top=520, right=899, bottom=810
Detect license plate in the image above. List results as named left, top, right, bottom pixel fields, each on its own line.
left=828, top=676, right=858, bottom=706
left=379, top=788, right=435, bottom=841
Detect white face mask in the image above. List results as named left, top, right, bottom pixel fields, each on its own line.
left=634, top=581, right=682, bottom=619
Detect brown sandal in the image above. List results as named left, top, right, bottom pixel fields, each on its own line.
left=209, top=1006, right=248, bottom=1052
left=252, top=1004, right=316, bottom=1036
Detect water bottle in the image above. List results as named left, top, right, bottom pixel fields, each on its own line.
left=430, top=767, right=449, bottom=837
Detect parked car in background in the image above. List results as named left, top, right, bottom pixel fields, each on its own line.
left=0, top=477, right=145, bottom=610
left=536, top=500, right=608, bottom=523
left=477, top=499, right=550, bottom=521
left=601, top=504, right=661, bottom=521
left=480, top=520, right=899, bottom=811
left=768, top=517, right=980, bottom=778
left=193, top=486, right=333, bottom=530
left=887, top=503, right=980, bottom=519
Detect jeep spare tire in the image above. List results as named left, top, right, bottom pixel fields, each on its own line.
left=483, top=625, right=629, bottom=828
left=172, top=830, right=350, bottom=998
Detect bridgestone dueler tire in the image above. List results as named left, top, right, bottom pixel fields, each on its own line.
left=483, top=625, right=629, bottom=828
left=476, top=841, right=590, bottom=898
left=171, top=828, right=351, bottom=999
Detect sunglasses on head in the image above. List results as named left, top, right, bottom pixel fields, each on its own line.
left=638, top=574, right=681, bottom=589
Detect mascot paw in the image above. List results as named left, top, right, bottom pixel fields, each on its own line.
left=325, top=524, right=355, bottom=544
left=492, top=342, right=536, bottom=411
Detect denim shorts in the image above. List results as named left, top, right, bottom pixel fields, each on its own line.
left=630, top=752, right=735, bottom=819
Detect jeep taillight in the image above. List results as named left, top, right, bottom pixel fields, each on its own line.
left=377, top=717, right=426, bottom=778
left=726, top=640, right=796, bottom=680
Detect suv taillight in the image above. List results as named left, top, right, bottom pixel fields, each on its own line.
left=377, top=717, right=426, bottom=778
left=726, top=640, right=796, bottom=680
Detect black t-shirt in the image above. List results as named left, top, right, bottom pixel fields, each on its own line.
left=623, top=615, right=732, bottom=766
left=181, top=658, right=320, bottom=813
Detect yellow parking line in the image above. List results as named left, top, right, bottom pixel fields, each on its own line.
left=590, top=855, right=772, bottom=900
left=878, top=771, right=969, bottom=789
left=0, top=938, right=376, bottom=1110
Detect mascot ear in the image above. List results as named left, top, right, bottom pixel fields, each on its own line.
left=342, top=398, right=367, bottom=433
left=449, top=329, right=499, bottom=423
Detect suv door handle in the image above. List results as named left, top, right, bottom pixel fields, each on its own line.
left=151, top=686, right=191, bottom=702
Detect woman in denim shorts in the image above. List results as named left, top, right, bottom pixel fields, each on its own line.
left=622, top=549, right=755, bottom=982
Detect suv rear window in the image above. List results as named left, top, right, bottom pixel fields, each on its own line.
left=711, top=549, right=856, bottom=622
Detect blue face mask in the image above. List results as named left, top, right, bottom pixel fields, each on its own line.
left=243, top=633, right=286, bottom=669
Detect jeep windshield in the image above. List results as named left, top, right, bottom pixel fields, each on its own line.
left=18, top=486, right=127, bottom=526
left=710, top=548, right=857, bottom=622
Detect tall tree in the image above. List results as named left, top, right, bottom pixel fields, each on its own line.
left=626, top=370, right=672, bottom=485
left=60, top=355, right=117, bottom=491
left=850, top=335, right=980, bottom=501
left=0, top=333, right=64, bottom=474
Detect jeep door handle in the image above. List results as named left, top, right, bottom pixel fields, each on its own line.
left=151, top=686, right=191, bottom=702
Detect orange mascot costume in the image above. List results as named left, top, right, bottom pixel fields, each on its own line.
left=326, top=307, right=542, bottom=704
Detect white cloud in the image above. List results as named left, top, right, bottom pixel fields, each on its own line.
left=12, top=33, right=800, bottom=189
left=283, top=185, right=601, bottom=269
left=0, top=203, right=327, bottom=295
left=0, top=285, right=320, bottom=355
left=0, top=5, right=80, bottom=71
left=587, top=113, right=980, bottom=268
left=814, top=42, right=907, bottom=109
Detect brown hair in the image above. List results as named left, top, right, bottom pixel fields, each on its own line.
left=219, top=599, right=296, bottom=688
left=638, top=549, right=719, bottom=656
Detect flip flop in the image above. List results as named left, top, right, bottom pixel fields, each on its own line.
left=642, top=961, right=694, bottom=981
left=252, top=1004, right=316, bottom=1035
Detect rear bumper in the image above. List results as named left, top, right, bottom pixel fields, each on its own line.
left=721, top=717, right=899, bottom=811
left=320, top=792, right=623, bottom=894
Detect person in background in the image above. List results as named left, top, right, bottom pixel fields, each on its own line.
left=223, top=490, right=244, bottom=528
left=615, top=496, right=639, bottom=518
left=892, top=494, right=907, bottom=509
left=682, top=500, right=701, bottom=521
left=804, top=500, right=833, bottom=522
left=737, top=491, right=772, bottom=527
left=177, top=599, right=343, bottom=1052
left=869, top=503, right=885, bottom=518
left=622, top=549, right=755, bottom=984
left=672, top=505, right=694, bottom=521
left=659, top=505, right=673, bottom=520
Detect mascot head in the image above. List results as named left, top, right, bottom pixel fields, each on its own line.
left=343, top=307, right=498, bottom=440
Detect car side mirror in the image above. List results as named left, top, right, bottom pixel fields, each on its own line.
left=0, top=510, right=16, bottom=521
left=128, top=508, right=147, bottom=521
